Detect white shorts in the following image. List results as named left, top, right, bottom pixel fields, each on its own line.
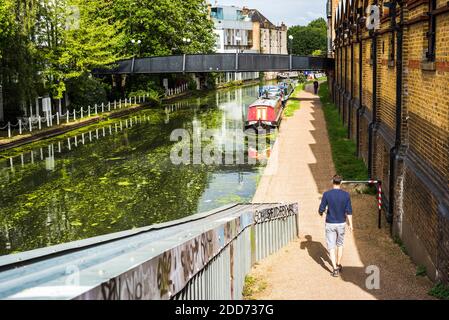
left=325, top=223, right=346, bottom=250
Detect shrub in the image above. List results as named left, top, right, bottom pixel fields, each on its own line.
left=66, top=75, right=109, bottom=111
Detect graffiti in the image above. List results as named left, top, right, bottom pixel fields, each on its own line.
left=157, top=251, right=173, bottom=298
left=101, top=278, right=119, bottom=300
left=73, top=203, right=298, bottom=300
left=254, top=203, right=298, bottom=224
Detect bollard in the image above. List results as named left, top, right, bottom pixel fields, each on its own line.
left=119, top=100, right=122, bottom=109
left=49, top=111, right=53, bottom=127
left=108, top=102, right=111, bottom=112
left=114, top=100, right=117, bottom=110
left=88, top=106, right=91, bottom=117
left=19, top=120, right=22, bottom=135
left=66, top=111, right=69, bottom=123
left=95, top=104, right=98, bottom=114
left=101, top=103, right=104, bottom=113
left=56, top=112, right=60, bottom=125
left=29, top=117, right=32, bottom=132
left=7, top=122, right=11, bottom=138
left=73, top=110, right=76, bottom=121
left=134, top=96, right=137, bottom=104
left=38, top=116, right=42, bottom=130
left=81, top=107, right=84, bottom=119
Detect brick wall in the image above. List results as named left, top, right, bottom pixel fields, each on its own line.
left=332, top=0, right=449, bottom=283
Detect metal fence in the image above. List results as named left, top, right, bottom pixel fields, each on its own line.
left=169, top=204, right=299, bottom=300
left=0, top=203, right=298, bottom=300
left=0, top=96, right=147, bottom=140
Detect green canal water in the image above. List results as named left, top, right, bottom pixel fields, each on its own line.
left=0, top=84, right=274, bottom=255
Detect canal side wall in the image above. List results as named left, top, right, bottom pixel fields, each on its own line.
left=332, top=0, right=449, bottom=283
left=0, top=203, right=299, bottom=300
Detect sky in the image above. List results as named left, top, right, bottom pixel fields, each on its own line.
left=211, top=0, right=328, bottom=27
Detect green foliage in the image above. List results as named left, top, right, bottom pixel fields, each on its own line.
left=111, top=0, right=215, bottom=57
left=288, top=18, right=327, bottom=56
left=0, top=0, right=215, bottom=118
left=297, top=73, right=307, bottom=83
left=318, top=82, right=368, bottom=180
left=243, top=275, right=267, bottom=300
left=429, top=283, right=449, bottom=300
left=393, top=236, right=408, bottom=255
left=312, top=50, right=323, bottom=57
left=416, top=265, right=427, bottom=277
left=283, top=84, right=305, bottom=118
left=66, top=76, right=108, bottom=110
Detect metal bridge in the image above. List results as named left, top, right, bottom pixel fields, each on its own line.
left=0, top=202, right=299, bottom=300
left=94, top=53, right=334, bottom=75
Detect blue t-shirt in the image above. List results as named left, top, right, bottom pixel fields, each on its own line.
left=319, top=189, right=352, bottom=224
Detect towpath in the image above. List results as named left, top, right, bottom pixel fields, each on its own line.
left=250, top=83, right=434, bottom=300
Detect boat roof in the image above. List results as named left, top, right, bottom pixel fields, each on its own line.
left=249, top=98, right=279, bottom=108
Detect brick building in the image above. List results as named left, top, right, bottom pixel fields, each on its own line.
left=329, top=0, right=449, bottom=283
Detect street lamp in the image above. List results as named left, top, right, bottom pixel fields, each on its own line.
left=131, top=39, right=142, bottom=57
left=288, top=35, right=294, bottom=55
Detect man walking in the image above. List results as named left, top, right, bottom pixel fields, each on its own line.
left=318, top=175, right=353, bottom=277
left=313, top=80, right=319, bottom=95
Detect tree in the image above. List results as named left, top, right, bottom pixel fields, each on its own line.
left=288, top=18, right=327, bottom=56
left=111, top=0, right=216, bottom=57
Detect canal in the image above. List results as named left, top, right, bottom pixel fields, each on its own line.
left=0, top=83, right=275, bottom=255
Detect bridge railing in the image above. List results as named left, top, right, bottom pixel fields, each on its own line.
left=0, top=203, right=299, bottom=300
left=94, top=53, right=334, bottom=75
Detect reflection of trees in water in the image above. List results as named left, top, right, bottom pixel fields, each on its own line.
left=0, top=84, right=267, bottom=255
left=0, top=111, right=211, bottom=254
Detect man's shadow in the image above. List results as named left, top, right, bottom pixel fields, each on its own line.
left=300, top=235, right=333, bottom=273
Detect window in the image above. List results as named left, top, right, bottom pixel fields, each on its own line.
left=211, top=7, right=224, bottom=20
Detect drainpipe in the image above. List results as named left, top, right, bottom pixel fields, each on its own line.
left=368, top=30, right=377, bottom=179
left=348, top=29, right=354, bottom=139
left=343, top=36, right=348, bottom=124
left=339, top=33, right=343, bottom=115
left=356, top=22, right=363, bottom=157
left=388, top=1, right=404, bottom=224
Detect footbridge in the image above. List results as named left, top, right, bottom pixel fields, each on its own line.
left=0, top=202, right=299, bottom=300
left=94, top=53, right=334, bottom=75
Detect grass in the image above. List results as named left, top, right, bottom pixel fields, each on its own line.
left=393, top=236, right=408, bottom=255
left=416, top=265, right=427, bottom=277
left=429, top=283, right=449, bottom=300
left=283, top=83, right=305, bottom=117
left=242, top=275, right=268, bottom=300
left=318, top=82, right=368, bottom=181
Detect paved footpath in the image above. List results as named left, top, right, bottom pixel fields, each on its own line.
left=250, top=84, right=434, bottom=300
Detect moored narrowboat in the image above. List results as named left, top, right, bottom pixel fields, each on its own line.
left=245, top=96, right=283, bottom=130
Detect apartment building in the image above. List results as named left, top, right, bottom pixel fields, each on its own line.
left=209, top=4, right=288, bottom=82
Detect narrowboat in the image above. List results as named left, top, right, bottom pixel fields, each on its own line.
left=245, top=96, right=283, bottom=130
left=278, top=82, right=296, bottom=103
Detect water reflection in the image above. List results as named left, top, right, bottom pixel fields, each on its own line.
left=0, top=84, right=274, bottom=255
